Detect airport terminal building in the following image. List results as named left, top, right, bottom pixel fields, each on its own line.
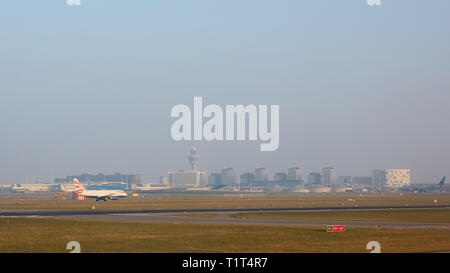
left=54, top=172, right=141, bottom=190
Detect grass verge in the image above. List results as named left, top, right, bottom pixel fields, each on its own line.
left=0, top=217, right=449, bottom=253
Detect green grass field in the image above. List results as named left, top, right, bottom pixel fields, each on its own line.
left=1, top=217, right=450, bottom=253
left=1, top=192, right=449, bottom=211
left=233, top=208, right=450, bottom=223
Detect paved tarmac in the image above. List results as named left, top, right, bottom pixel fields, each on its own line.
left=59, top=211, right=450, bottom=230
left=2, top=205, right=449, bottom=230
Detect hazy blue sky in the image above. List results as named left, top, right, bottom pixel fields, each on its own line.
left=1, top=0, right=449, bottom=184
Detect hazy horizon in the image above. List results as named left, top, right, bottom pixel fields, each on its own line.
left=1, top=1, right=449, bottom=184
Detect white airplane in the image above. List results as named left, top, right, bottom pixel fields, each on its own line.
left=72, top=179, right=127, bottom=202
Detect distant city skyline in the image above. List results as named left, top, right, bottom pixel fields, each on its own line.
left=0, top=145, right=442, bottom=185
left=32, top=155, right=416, bottom=187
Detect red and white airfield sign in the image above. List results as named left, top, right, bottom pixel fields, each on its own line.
left=327, top=225, right=346, bottom=232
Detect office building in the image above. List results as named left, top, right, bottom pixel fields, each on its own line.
left=208, top=173, right=222, bottom=187
left=240, top=173, right=255, bottom=188
left=168, top=170, right=208, bottom=187
left=322, top=167, right=336, bottom=186
left=273, top=172, right=287, bottom=182
left=221, top=168, right=237, bottom=186
left=372, top=170, right=386, bottom=187
left=307, top=172, right=322, bottom=185
left=287, top=168, right=302, bottom=181
left=254, top=168, right=269, bottom=182
left=386, top=169, right=411, bottom=188
left=373, top=169, right=411, bottom=188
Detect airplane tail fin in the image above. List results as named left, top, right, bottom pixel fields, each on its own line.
left=72, top=179, right=84, bottom=194
left=439, top=176, right=445, bottom=186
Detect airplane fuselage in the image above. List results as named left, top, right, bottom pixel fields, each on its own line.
left=77, top=190, right=127, bottom=201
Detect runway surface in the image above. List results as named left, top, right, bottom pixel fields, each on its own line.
left=2, top=205, right=450, bottom=229
left=63, top=211, right=450, bottom=230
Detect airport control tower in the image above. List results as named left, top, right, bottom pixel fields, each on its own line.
left=188, top=146, right=200, bottom=171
